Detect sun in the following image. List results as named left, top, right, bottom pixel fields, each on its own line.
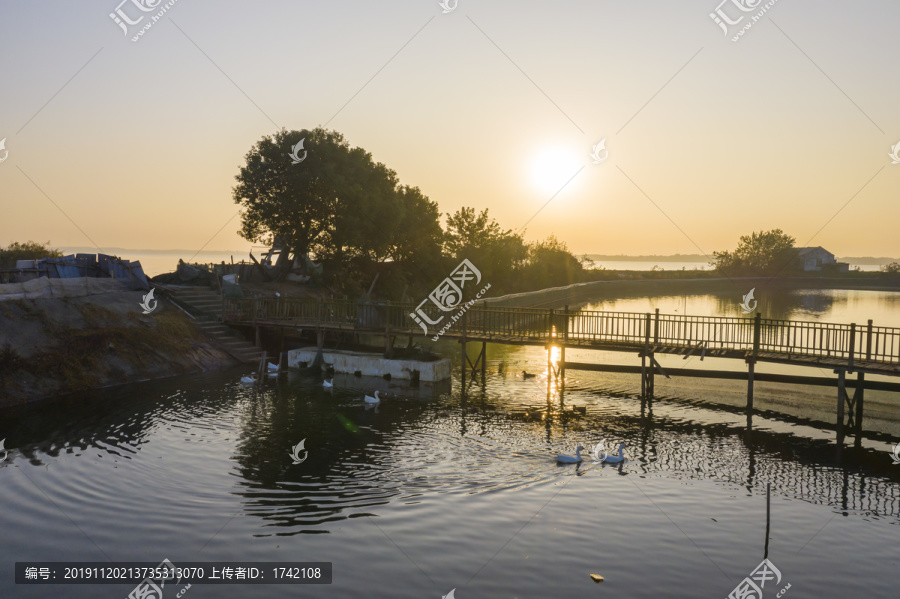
left=530, top=146, right=582, bottom=195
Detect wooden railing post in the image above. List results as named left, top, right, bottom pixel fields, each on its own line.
left=848, top=323, right=856, bottom=371
left=752, top=313, right=761, bottom=359
left=561, top=305, right=569, bottom=381
left=653, top=308, right=660, bottom=345
left=866, top=319, right=873, bottom=360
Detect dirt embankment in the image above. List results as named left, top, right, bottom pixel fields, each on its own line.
left=0, top=290, right=236, bottom=406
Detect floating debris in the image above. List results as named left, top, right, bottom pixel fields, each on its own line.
left=590, top=573, right=605, bottom=583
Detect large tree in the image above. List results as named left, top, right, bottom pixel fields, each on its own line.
left=523, top=234, right=585, bottom=288
left=232, top=128, right=400, bottom=265
left=712, top=229, right=796, bottom=275
left=444, top=207, right=527, bottom=287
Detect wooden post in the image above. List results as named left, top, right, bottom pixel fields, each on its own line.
left=848, top=323, right=856, bottom=371
left=653, top=308, right=660, bottom=345
left=384, top=301, right=393, bottom=358
left=561, top=305, right=569, bottom=381
left=642, top=313, right=651, bottom=399
left=480, top=341, right=487, bottom=380
left=461, top=310, right=467, bottom=385
left=866, top=319, right=873, bottom=361
left=856, top=319, right=872, bottom=438
left=752, top=313, right=761, bottom=357
left=837, top=370, right=846, bottom=423
left=747, top=360, right=755, bottom=412
left=748, top=313, right=761, bottom=412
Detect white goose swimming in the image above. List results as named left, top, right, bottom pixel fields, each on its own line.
left=557, top=445, right=584, bottom=464
left=323, top=379, right=333, bottom=388
left=364, top=390, right=381, bottom=406
left=240, top=374, right=256, bottom=384
left=602, top=442, right=627, bottom=464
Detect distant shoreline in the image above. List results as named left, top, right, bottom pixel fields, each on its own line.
left=586, top=254, right=899, bottom=265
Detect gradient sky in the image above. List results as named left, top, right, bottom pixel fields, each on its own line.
left=1, top=0, right=898, bottom=259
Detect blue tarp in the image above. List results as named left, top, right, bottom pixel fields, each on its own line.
left=7, top=253, right=148, bottom=289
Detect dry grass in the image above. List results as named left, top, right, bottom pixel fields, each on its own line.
left=1, top=302, right=207, bottom=393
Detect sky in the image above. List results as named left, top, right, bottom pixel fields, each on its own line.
left=0, top=0, right=898, bottom=260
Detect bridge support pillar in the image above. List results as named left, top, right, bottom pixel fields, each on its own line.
left=559, top=346, right=565, bottom=387
left=836, top=369, right=847, bottom=445
left=460, top=339, right=466, bottom=385
left=640, top=350, right=655, bottom=400
left=481, top=342, right=487, bottom=380
left=854, top=372, right=865, bottom=447
left=746, top=359, right=755, bottom=413
left=463, top=342, right=486, bottom=378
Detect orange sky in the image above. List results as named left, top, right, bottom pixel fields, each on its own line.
left=1, top=0, right=898, bottom=259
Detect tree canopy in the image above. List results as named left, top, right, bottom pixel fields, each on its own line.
left=711, top=229, right=796, bottom=275
left=233, top=128, right=588, bottom=298
left=233, top=128, right=411, bottom=263
left=0, top=241, right=62, bottom=270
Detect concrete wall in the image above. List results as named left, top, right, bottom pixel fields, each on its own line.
left=287, top=347, right=452, bottom=382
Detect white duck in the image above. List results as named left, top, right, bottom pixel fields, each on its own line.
left=240, top=374, right=256, bottom=384
left=557, top=445, right=584, bottom=464
left=267, top=362, right=280, bottom=372
left=364, top=390, right=381, bottom=406
left=323, top=379, right=333, bottom=388
left=603, top=442, right=627, bottom=464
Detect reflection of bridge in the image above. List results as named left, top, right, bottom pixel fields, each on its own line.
left=223, top=298, right=900, bottom=442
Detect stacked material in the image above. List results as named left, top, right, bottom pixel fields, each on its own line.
left=0, top=277, right=132, bottom=301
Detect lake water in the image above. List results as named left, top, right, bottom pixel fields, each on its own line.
left=2, top=288, right=899, bottom=598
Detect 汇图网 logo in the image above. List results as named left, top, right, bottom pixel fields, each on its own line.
left=590, top=139, right=608, bottom=164
left=140, top=288, right=158, bottom=314
left=289, top=439, right=308, bottom=465
left=409, top=259, right=492, bottom=341
left=740, top=288, right=757, bottom=314
left=726, top=558, right=791, bottom=598
left=889, top=142, right=900, bottom=165
left=288, top=139, right=307, bottom=165
left=110, top=0, right=181, bottom=42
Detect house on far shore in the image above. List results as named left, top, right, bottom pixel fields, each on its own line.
left=795, top=247, right=849, bottom=273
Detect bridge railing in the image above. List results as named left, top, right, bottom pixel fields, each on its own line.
left=222, top=298, right=900, bottom=366
left=567, top=310, right=648, bottom=345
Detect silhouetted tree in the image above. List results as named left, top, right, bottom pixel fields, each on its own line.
left=712, top=229, right=796, bottom=275
left=0, top=241, right=62, bottom=269
left=233, top=128, right=401, bottom=264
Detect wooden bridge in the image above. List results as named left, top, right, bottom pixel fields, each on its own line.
left=222, top=297, right=900, bottom=440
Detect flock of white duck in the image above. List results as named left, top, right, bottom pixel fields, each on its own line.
left=556, top=442, right=626, bottom=465
left=244, top=370, right=624, bottom=465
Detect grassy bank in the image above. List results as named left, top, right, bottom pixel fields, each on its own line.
left=0, top=291, right=235, bottom=406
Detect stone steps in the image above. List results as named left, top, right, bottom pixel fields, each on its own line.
left=163, top=286, right=261, bottom=363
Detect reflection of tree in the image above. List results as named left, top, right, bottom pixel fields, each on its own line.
left=233, top=379, right=453, bottom=535
left=712, top=289, right=840, bottom=319
left=1, top=374, right=243, bottom=466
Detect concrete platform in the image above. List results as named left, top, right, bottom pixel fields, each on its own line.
left=287, top=347, right=451, bottom=382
